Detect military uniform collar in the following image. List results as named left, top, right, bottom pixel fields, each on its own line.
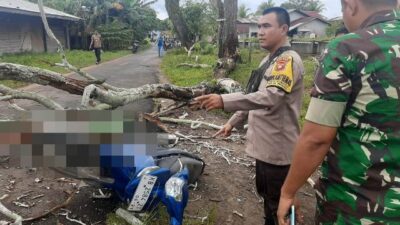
left=360, top=9, right=400, bottom=29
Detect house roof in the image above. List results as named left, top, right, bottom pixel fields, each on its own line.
left=237, top=17, right=258, bottom=24
left=291, top=14, right=330, bottom=26
left=0, top=0, right=80, bottom=21
left=329, top=16, right=343, bottom=22
left=289, top=16, right=330, bottom=31
left=288, top=9, right=329, bottom=23
left=303, top=11, right=328, bottom=21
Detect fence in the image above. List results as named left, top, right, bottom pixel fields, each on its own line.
left=239, top=40, right=329, bottom=56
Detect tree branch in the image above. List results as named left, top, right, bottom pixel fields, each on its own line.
left=0, top=63, right=90, bottom=95
left=0, top=85, right=64, bottom=110
left=81, top=81, right=237, bottom=108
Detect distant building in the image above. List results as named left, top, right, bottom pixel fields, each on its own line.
left=288, top=9, right=330, bottom=38
left=236, top=9, right=330, bottom=41
left=237, top=17, right=258, bottom=41
left=0, top=0, right=80, bottom=54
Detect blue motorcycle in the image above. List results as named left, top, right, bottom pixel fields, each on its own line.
left=55, top=146, right=205, bottom=225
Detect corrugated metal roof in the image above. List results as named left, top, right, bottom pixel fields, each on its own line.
left=237, top=17, right=259, bottom=24
left=0, top=0, right=80, bottom=21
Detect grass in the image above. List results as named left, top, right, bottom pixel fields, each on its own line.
left=161, top=47, right=318, bottom=126
left=0, top=50, right=131, bottom=88
left=160, top=50, right=217, bottom=86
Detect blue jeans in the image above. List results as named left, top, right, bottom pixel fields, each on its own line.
left=158, top=46, right=163, bottom=57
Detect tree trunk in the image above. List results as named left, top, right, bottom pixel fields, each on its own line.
left=223, top=0, right=238, bottom=58
left=165, top=0, right=193, bottom=49
left=213, top=0, right=239, bottom=78
left=212, top=0, right=224, bottom=58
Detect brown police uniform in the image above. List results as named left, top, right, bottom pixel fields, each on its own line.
left=220, top=41, right=304, bottom=224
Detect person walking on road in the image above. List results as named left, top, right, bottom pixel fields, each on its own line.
left=89, top=30, right=102, bottom=64
left=157, top=35, right=164, bottom=57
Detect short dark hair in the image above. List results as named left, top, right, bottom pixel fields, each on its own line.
left=262, top=7, right=290, bottom=28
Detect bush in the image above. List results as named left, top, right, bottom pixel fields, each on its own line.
left=200, top=44, right=216, bottom=55
left=142, top=38, right=151, bottom=45
left=169, top=48, right=187, bottom=55
left=97, top=21, right=133, bottom=51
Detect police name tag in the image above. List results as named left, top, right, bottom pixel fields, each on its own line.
left=128, top=175, right=157, bottom=211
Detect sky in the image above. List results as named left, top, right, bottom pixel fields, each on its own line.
left=150, top=0, right=342, bottom=20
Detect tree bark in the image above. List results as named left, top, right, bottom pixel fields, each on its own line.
left=211, top=0, right=225, bottom=58
left=0, top=63, right=90, bottom=95
left=213, top=0, right=239, bottom=78
left=165, top=0, right=193, bottom=49
left=223, top=0, right=238, bottom=58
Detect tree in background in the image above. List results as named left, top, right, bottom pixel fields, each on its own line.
left=165, top=0, right=194, bottom=48
left=256, top=0, right=276, bottom=15
left=29, top=0, right=160, bottom=49
left=280, top=0, right=325, bottom=12
left=182, top=1, right=217, bottom=42
left=326, top=20, right=345, bottom=37
left=238, top=4, right=252, bottom=18
left=211, top=0, right=239, bottom=78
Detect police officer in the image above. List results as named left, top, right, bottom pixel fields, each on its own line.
left=277, top=0, right=400, bottom=224
left=194, top=7, right=304, bottom=225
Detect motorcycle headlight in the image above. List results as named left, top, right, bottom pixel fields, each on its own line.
left=165, top=177, right=185, bottom=202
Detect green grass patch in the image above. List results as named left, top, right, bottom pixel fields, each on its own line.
left=0, top=50, right=130, bottom=88
left=230, top=48, right=267, bottom=86
left=161, top=50, right=217, bottom=86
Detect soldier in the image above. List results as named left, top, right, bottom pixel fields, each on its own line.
left=89, top=30, right=102, bottom=64
left=194, top=7, right=304, bottom=225
left=277, top=0, right=400, bottom=224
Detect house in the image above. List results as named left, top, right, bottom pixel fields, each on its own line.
left=288, top=9, right=330, bottom=38
left=237, top=17, right=258, bottom=41
left=0, top=0, right=80, bottom=54
left=236, top=9, right=330, bottom=41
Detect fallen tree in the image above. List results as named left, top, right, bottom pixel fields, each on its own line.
left=0, top=1, right=243, bottom=112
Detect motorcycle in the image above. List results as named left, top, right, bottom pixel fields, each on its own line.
left=54, top=133, right=205, bottom=225
left=132, top=40, right=140, bottom=53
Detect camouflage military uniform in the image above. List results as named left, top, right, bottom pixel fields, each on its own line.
left=306, top=10, right=400, bottom=224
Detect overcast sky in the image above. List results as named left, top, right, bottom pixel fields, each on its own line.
left=150, top=0, right=342, bottom=20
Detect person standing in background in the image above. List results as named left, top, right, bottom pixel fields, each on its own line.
left=157, top=35, right=164, bottom=57
left=89, top=31, right=102, bottom=64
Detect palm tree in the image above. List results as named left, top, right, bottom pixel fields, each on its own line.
left=238, top=4, right=252, bottom=18
left=281, top=0, right=325, bottom=13
left=307, top=0, right=325, bottom=12
left=256, top=0, right=275, bottom=15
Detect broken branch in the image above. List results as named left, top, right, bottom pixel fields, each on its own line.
left=0, top=84, right=64, bottom=109
left=177, top=63, right=212, bottom=68
left=159, top=117, right=223, bottom=130
left=0, top=201, right=23, bottom=225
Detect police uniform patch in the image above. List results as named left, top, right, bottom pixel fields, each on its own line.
left=266, top=56, right=294, bottom=93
